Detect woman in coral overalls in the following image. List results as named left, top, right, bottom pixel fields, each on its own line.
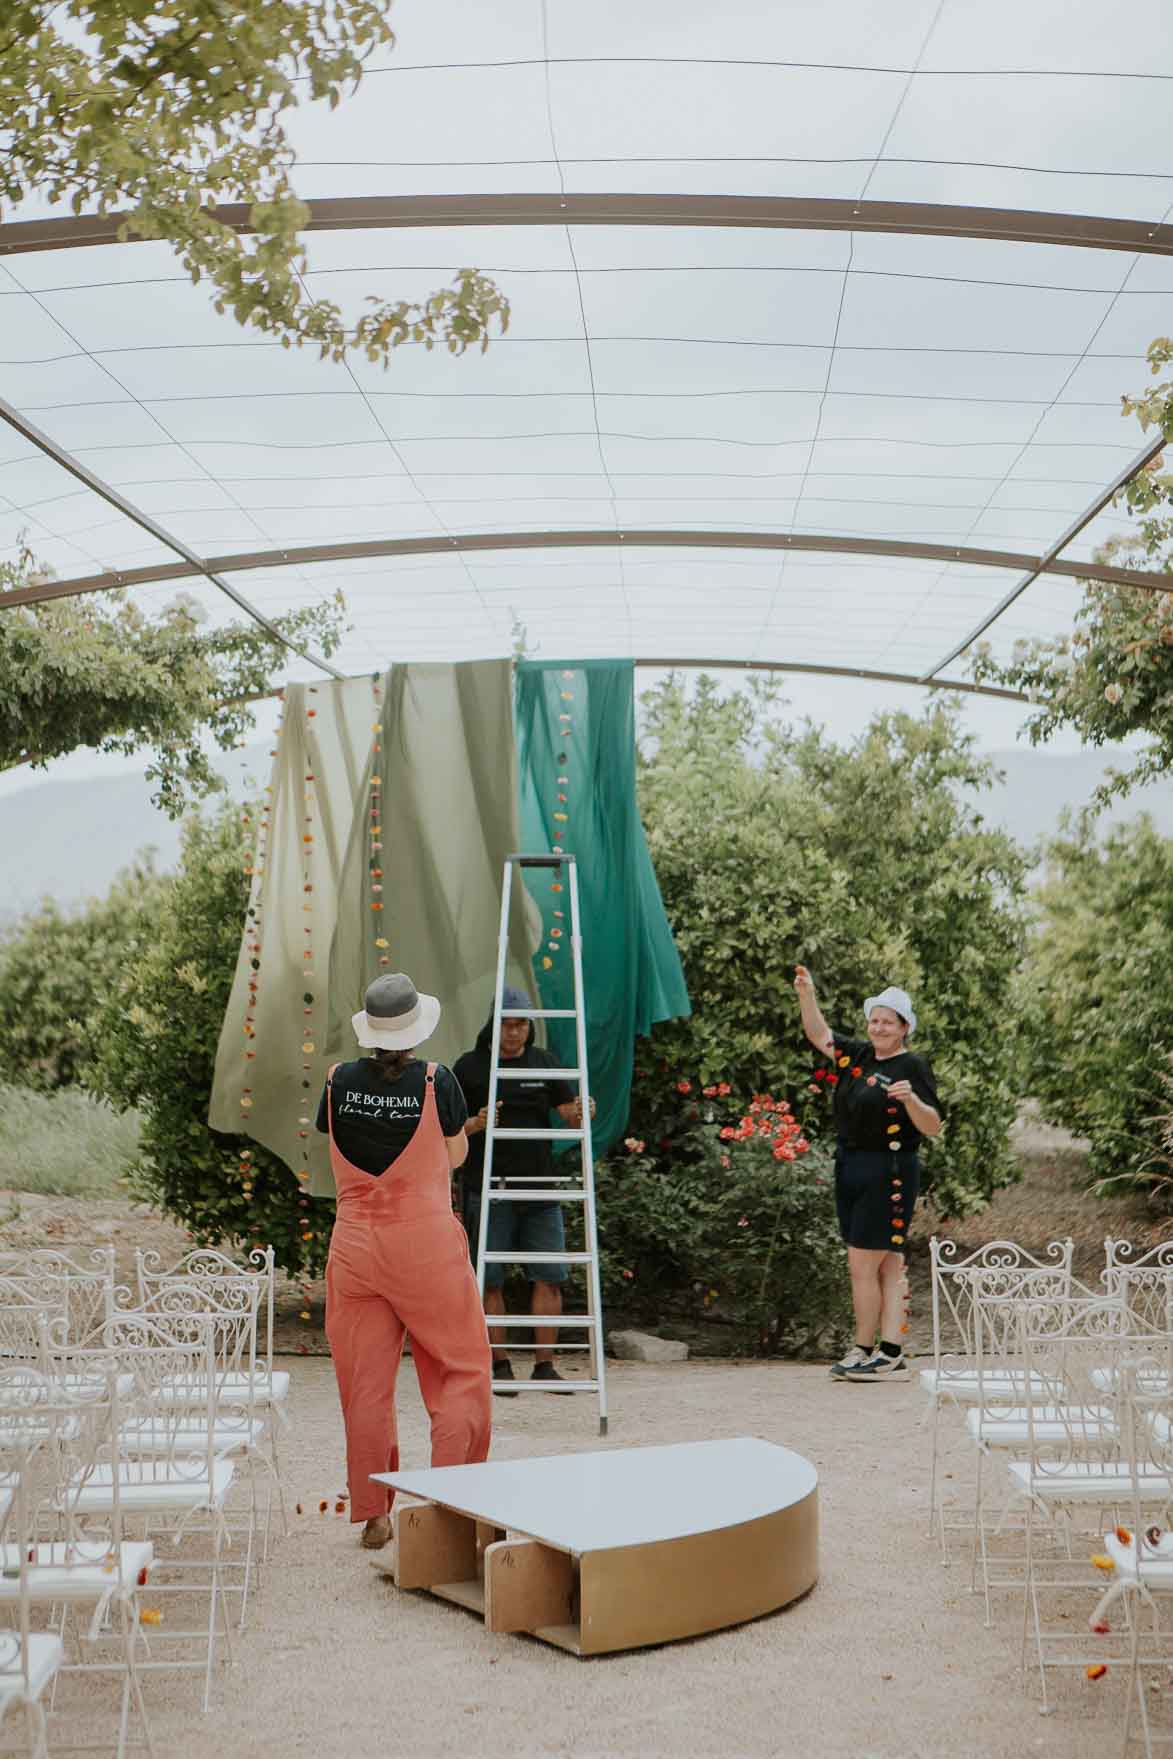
left=319, top=972, right=491, bottom=1549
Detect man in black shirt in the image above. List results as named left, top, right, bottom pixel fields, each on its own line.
left=454, top=987, right=592, bottom=1395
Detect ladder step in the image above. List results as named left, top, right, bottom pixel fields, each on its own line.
left=509, top=853, right=575, bottom=868
left=482, top=1251, right=595, bottom=1264
left=491, top=1127, right=582, bottom=1141
left=494, top=1067, right=581, bottom=1080
left=485, top=1315, right=599, bottom=1328
left=487, top=1190, right=587, bottom=1202
left=495, top=1380, right=601, bottom=1393
left=501, top=1008, right=577, bottom=1020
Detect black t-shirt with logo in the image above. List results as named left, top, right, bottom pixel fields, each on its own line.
left=829, top=1034, right=943, bottom=1153
left=452, top=1043, right=576, bottom=1187
left=315, top=1057, right=468, bottom=1176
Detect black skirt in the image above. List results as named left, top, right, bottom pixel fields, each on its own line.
left=833, top=1144, right=919, bottom=1252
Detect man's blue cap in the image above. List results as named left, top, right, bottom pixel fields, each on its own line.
left=501, top=984, right=532, bottom=1012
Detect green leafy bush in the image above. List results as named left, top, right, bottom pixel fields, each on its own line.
left=86, top=805, right=323, bottom=1274
left=632, top=678, right=1029, bottom=1217
left=1015, top=817, right=1173, bottom=1205
left=596, top=1085, right=850, bottom=1356
left=0, top=864, right=168, bottom=1090
left=0, top=1084, right=141, bottom=1198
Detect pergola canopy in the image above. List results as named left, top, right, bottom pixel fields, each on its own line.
left=2, top=0, right=1171, bottom=696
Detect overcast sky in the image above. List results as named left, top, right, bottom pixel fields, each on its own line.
left=0, top=665, right=1132, bottom=807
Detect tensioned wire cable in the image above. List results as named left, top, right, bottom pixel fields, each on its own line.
left=0, top=266, right=332, bottom=616
left=894, top=189, right=1173, bottom=670
left=298, top=55, right=1173, bottom=81
left=538, top=0, right=633, bottom=654
left=8, top=267, right=1171, bottom=298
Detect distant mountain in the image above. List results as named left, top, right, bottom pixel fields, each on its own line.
left=1, top=742, right=1171, bottom=928
left=0, top=746, right=267, bottom=927
left=972, top=748, right=1173, bottom=853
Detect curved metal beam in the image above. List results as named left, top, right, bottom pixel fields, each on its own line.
left=4, top=194, right=1173, bottom=258
left=2, top=527, right=1165, bottom=611
left=922, top=433, right=1166, bottom=680
left=0, top=395, right=344, bottom=678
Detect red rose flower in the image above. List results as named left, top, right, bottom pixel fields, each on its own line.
left=676, top=1079, right=692, bottom=1094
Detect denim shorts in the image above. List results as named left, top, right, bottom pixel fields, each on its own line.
left=462, top=1192, right=568, bottom=1287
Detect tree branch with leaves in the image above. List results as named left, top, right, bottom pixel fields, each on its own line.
left=969, top=340, right=1173, bottom=805
left=1, top=544, right=346, bottom=814
left=1, top=0, right=509, bottom=362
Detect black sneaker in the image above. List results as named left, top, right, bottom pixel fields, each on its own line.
left=492, top=1360, right=518, bottom=1398
left=530, top=1361, right=574, bottom=1394
left=841, top=1350, right=908, bottom=1382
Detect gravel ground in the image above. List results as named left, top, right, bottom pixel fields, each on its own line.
left=46, top=1356, right=1160, bottom=1759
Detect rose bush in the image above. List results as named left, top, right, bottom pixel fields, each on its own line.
left=595, top=1081, right=850, bottom=1355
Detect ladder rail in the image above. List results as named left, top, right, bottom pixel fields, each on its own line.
left=567, top=855, right=609, bottom=1436
left=473, top=850, right=608, bottom=1435
left=474, top=858, right=515, bottom=1301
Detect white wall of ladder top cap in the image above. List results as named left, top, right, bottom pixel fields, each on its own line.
left=377, top=1437, right=818, bottom=1553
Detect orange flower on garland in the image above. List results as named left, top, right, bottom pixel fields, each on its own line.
left=1086, top=1665, right=1107, bottom=1681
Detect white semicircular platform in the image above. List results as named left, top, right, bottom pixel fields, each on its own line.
left=373, top=1436, right=819, bottom=1655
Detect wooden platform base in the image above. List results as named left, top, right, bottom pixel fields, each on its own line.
left=373, top=1439, right=819, bottom=1656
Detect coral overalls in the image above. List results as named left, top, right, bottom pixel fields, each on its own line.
left=324, top=1062, right=492, bottom=1522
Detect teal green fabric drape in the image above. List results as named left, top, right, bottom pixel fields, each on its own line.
left=516, top=660, right=691, bottom=1154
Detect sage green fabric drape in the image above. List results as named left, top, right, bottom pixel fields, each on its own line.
left=322, top=660, right=538, bottom=1196
left=209, top=677, right=377, bottom=1192
left=211, top=662, right=537, bottom=1199
left=516, top=659, right=691, bottom=1154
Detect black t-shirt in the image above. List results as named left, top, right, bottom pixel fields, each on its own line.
left=829, top=1034, right=943, bottom=1153
left=315, top=1057, right=467, bottom=1177
left=452, top=1043, right=576, bottom=1187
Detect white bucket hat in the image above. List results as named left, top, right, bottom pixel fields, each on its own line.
left=864, top=985, right=917, bottom=1036
left=352, top=972, right=441, bottom=1050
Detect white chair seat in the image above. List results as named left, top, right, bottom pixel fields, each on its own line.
left=158, top=1370, right=289, bottom=1408
left=920, top=1368, right=1051, bottom=1404
left=1090, top=1365, right=1170, bottom=1396
left=70, top=1459, right=235, bottom=1514
left=52, top=1372, right=135, bottom=1403
left=0, top=1540, right=153, bottom=1602
left=1007, top=1459, right=1173, bottom=1502
left=0, top=1633, right=63, bottom=1709
left=966, top=1404, right=1117, bottom=1447
left=119, top=1417, right=266, bottom=1456
left=1104, top=1527, right=1173, bottom=1589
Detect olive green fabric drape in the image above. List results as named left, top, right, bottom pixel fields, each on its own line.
left=322, top=660, right=538, bottom=1195
left=208, top=677, right=377, bottom=1193
left=211, top=661, right=537, bottom=1197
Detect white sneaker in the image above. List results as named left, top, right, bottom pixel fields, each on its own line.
left=830, top=1345, right=873, bottom=1377
left=841, top=1350, right=908, bottom=1381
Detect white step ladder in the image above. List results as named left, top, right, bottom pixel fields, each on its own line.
left=474, top=852, right=608, bottom=1435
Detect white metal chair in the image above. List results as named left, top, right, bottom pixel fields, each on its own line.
left=133, top=1250, right=289, bottom=1552
left=1084, top=1353, right=1173, bottom=1757
left=921, top=1237, right=1075, bottom=1559
left=1007, top=1298, right=1173, bottom=1713
left=69, top=1313, right=235, bottom=1713
left=963, top=1269, right=1104, bottom=1624
left=0, top=1364, right=154, bottom=1759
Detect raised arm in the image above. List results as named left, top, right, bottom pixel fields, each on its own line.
left=794, top=964, right=834, bottom=1057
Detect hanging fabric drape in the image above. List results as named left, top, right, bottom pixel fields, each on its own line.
left=211, top=662, right=538, bottom=1198
left=324, top=661, right=539, bottom=1196
left=208, top=676, right=377, bottom=1193
left=515, top=659, right=691, bottom=1153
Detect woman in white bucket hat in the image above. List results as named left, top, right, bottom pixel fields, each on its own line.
left=316, top=973, right=491, bottom=1549
left=792, top=968, right=942, bottom=1384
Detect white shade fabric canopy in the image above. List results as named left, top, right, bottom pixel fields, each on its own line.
left=2, top=0, right=1171, bottom=696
